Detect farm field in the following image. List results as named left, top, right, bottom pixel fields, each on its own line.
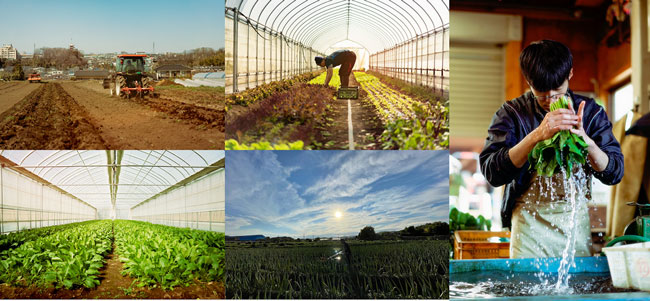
left=225, top=70, right=448, bottom=150
left=226, top=240, right=449, bottom=299
left=0, top=81, right=41, bottom=113
left=0, top=80, right=225, bottom=149
left=0, top=220, right=225, bottom=299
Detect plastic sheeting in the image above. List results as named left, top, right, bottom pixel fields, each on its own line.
left=0, top=151, right=223, bottom=210
left=0, top=150, right=225, bottom=233
left=226, top=0, right=448, bottom=53
left=0, top=166, right=95, bottom=234
left=225, top=0, right=449, bottom=93
left=131, top=170, right=225, bottom=232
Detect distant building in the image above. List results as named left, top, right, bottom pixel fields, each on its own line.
left=155, top=64, right=192, bottom=79
left=0, top=44, right=21, bottom=60
left=227, top=235, right=266, bottom=241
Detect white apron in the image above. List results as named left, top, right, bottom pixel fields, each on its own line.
left=510, top=169, right=592, bottom=258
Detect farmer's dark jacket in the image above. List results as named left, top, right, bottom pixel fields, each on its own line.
left=479, top=90, right=624, bottom=228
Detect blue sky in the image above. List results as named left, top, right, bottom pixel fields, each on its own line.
left=226, top=151, right=449, bottom=238
left=0, top=0, right=224, bottom=54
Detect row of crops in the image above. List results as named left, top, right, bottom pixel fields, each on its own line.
left=225, top=71, right=336, bottom=149
left=0, top=220, right=112, bottom=289
left=115, top=220, right=225, bottom=289
left=0, top=220, right=225, bottom=291
left=225, top=69, right=448, bottom=150
left=226, top=240, right=449, bottom=299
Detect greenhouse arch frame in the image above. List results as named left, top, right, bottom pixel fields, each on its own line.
left=225, top=0, right=449, bottom=95
left=0, top=150, right=225, bottom=234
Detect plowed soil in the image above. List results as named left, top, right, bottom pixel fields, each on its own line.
left=0, top=81, right=224, bottom=149
left=0, top=81, right=42, bottom=113
left=0, top=83, right=106, bottom=149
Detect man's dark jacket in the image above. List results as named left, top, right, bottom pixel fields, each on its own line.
left=479, top=90, right=624, bottom=228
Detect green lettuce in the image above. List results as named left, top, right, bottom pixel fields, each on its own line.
left=528, top=96, right=589, bottom=177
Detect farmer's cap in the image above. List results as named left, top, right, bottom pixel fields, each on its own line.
left=315, top=56, right=324, bottom=66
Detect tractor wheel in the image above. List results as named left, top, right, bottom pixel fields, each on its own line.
left=142, top=77, right=151, bottom=97
left=116, top=76, right=126, bottom=98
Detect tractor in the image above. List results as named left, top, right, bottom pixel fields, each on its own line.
left=27, top=73, right=41, bottom=83
left=103, top=54, right=155, bottom=98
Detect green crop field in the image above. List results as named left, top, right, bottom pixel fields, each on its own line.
left=0, top=220, right=225, bottom=296
left=226, top=240, right=449, bottom=299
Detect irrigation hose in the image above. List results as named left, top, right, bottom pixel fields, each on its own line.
left=605, top=235, right=650, bottom=247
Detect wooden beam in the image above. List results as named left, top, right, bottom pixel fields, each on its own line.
left=504, top=40, right=523, bottom=99
left=631, top=0, right=650, bottom=113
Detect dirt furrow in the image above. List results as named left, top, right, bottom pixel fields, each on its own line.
left=135, top=96, right=225, bottom=131
left=318, top=73, right=383, bottom=149
left=0, top=83, right=107, bottom=149
left=0, top=82, right=20, bottom=92
left=59, top=82, right=224, bottom=149
left=0, top=82, right=42, bottom=114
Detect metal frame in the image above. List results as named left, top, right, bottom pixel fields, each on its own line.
left=225, top=0, right=449, bottom=94
left=130, top=161, right=225, bottom=232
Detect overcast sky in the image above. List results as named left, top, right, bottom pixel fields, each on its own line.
left=226, top=151, right=448, bottom=238
left=0, top=0, right=224, bottom=54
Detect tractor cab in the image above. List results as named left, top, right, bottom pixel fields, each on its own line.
left=104, top=54, right=155, bottom=98
left=115, top=54, right=147, bottom=75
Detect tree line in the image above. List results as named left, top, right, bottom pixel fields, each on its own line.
left=156, top=47, right=224, bottom=67
left=0, top=47, right=225, bottom=70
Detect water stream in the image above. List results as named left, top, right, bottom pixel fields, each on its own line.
left=451, top=164, right=616, bottom=297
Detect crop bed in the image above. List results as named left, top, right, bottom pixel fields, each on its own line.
left=226, top=240, right=449, bottom=299
left=114, top=220, right=225, bottom=290
left=0, top=220, right=225, bottom=299
left=227, top=70, right=447, bottom=149
left=0, top=220, right=112, bottom=289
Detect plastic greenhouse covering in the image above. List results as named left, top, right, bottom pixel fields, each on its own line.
left=225, top=0, right=449, bottom=93
left=0, top=150, right=225, bottom=234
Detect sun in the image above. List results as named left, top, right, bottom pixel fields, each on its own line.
left=335, top=211, right=343, bottom=219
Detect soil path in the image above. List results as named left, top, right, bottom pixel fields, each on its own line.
left=319, top=73, right=384, bottom=149
left=0, top=83, right=107, bottom=149
left=60, top=82, right=224, bottom=149
left=0, top=81, right=41, bottom=114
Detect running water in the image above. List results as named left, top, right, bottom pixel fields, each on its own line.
left=537, top=163, right=591, bottom=294
left=517, top=162, right=591, bottom=295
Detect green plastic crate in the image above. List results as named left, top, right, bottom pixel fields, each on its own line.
left=338, top=87, right=359, bottom=99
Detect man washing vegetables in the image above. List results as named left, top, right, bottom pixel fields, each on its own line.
left=314, top=50, right=357, bottom=87
left=480, top=40, right=624, bottom=258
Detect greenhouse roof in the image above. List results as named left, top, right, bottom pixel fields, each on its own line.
left=225, top=0, right=449, bottom=53
left=0, top=150, right=224, bottom=210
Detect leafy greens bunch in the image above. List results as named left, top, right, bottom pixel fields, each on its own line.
left=528, top=95, right=589, bottom=177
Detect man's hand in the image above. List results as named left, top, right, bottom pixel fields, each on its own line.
left=508, top=98, right=579, bottom=168
left=532, top=106, right=578, bottom=142
left=569, top=100, right=609, bottom=171
left=324, top=67, right=333, bottom=86
left=568, top=101, right=594, bottom=146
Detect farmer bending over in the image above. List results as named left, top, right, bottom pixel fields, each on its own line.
left=480, top=40, right=623, bottom=258
left=314, top=50, right=357, bottom=87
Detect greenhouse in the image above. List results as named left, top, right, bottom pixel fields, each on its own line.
left=225, top=0, right=449, bottom=150
left=0, top=150, right=225, bottom=299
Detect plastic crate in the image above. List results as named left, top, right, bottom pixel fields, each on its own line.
left=337, top=87, right=359, bottom=99
left=602, top=242, right=650, bottom=291
left=453, top=230, right=511, bottom=260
